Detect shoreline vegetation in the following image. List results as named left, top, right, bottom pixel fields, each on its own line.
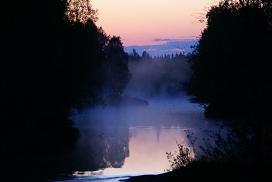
left=124, top=163, right=265, bottom=182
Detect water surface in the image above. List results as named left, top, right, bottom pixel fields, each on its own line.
left=60, top=95, right=221, bottom=181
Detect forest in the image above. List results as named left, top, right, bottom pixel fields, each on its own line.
left=188, top=0, right=271, bottom=165
left=4, top=0, right=130, bottom=180
left=4, top=0, right=272, bottom=181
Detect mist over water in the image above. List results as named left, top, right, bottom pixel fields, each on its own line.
left=66, top=58, right=222, bottom=181
left=125, top=57, right=190, bottom=98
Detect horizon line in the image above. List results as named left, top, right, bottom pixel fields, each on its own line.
left=124, top=38, right=198, bottom=47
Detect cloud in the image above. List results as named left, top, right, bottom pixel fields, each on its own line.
left=153, top=38, right=181, bottom=42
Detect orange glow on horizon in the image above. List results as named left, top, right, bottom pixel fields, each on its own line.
left=92, top=0, right=220, bottom=46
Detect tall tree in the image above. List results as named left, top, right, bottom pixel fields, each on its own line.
left=66, top=0, right=98, bottom=23
left=102, top=36, right=130, bottom=98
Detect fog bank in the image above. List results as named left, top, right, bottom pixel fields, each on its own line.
left=125, top=57, right=191, bottom=98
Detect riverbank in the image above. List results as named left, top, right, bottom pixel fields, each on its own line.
left=124, top=161, right=264, bottom=182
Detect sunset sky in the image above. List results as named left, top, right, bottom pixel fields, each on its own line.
left=92, top=0, right=220, bottom=46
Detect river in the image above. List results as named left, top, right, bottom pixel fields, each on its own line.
left=56, top=94, right=223, bottom=182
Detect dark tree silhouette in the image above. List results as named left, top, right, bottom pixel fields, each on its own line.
left=66, top=0, right=98, bottom=23
left=189, top=0, right=271, bottom=119
left=102, top=36, right=130, bottom=99
left=141, top=51, right=152, bottom=60
left=4, top=0, right=130, bottom=180
left=188, top=0, right=272, bottom=164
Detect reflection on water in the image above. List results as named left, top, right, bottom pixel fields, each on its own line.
left=62, top=95, right=221, bottom=181
left=104, top=127, right=188, bottom=175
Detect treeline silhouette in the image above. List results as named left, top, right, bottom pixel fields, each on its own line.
left=127, top=50, right=190, bottom=96
left=188, top=0, right=272, bottom=164
left=4, top=0, right=129, bottom=180
left=129, top=49, right=188, bottom=62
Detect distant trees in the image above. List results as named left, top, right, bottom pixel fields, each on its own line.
left=127, top=52, right=190, bottom=96
left=141, top=51, right=152, bottom=60
left=129, top=51, right=186, bottom=62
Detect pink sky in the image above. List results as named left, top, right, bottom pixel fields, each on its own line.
left=92, top=0, right=220, bottom=46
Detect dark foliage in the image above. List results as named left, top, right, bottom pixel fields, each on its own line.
left=102, top=36, right=130, bottom=99
left=3, top=0, right=129, bottom=180
left=188, top=0, right=272, bottom=165
left=127, top=127, right=267, bottom=182
left=189, top=0, right=271, bottom=120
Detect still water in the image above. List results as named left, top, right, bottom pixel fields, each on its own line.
left=59, top=95, right=221, bottom=181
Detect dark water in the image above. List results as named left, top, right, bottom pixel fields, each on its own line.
left=56, top=94, right=223, bottom=181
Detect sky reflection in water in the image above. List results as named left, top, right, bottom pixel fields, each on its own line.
left=65, top=96, right=220, bottom=181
